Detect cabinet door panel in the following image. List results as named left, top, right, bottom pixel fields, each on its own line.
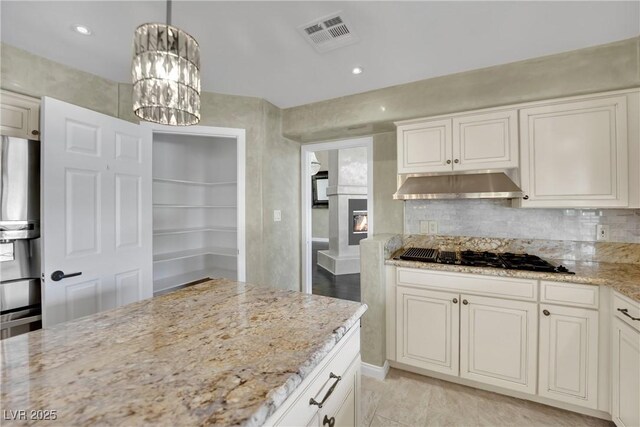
left=397, top=119, right=452, bottom=173
left=396, top=286, right=459, bottom=375
left=452, top=110, right=518, bottom=170
left=519, top=95, right=628, bottom=207
left=539, top=305, right=598, bottom=409
left=1, top=90, right=40, bottom=140
left=612, top=319, right=640, bottom=427
left=460, top=295, right=537, bottom=394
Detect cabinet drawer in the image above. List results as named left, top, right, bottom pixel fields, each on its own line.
left=270, top=326, right=360, bottom=427
left=319, top=358, right=360, bottom=427
left=540, top=281, right=599, bottom=309
left=396, top=268, right=537, bottom=301
left=613, top=292, right=640, bottom=332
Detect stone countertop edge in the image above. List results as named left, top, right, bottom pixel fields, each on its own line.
left=385, top=257, right=640, bottom=303
left=251, top=303, right=368, bottom=427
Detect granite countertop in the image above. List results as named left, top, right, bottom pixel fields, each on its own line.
left=387, top=255, right=640, bottom=303
left=1, top=279, right=367, bottom=426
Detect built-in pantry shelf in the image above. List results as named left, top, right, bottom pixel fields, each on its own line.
left=153, top=177, right=237, bottom=187
left=153, top=204, right=236, bottom=208
left=153, top=247, right=238, bottom=263
left=153, top=267, right=237, bottom=295
left=152, top=129, right=244, bottom=295
left=153, top=226, right=236, bottom=236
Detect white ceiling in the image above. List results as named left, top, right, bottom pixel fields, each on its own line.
left=1, top=1, right=638, bottom=108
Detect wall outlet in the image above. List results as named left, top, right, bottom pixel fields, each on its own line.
left=596, top=224, right=609, bottom=241
left=420, top=220, right=438, bottom=234
left=273, top=210, right=281, bottom=222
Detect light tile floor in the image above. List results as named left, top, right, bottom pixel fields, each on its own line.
left=361, top=368, right=614, bottom=427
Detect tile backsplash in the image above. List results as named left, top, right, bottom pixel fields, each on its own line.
left=404, top=199, right=640, bottom=243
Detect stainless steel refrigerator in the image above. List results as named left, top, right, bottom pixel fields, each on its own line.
left=1, top=135, right=42, bottom=339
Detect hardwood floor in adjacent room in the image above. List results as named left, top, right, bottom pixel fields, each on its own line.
left=361, top=369, right=613, bottom=427
left=311, top=241, right=361, bottom=302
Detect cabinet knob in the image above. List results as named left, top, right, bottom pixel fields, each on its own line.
left=543, top=309, right=550, bottom=316
left=462, top=299, right=469, bottom=305
left=523, top=195, right=529, bottom=200
left=454, top=159, right=459, bottom=164
left=323, top=415, right=336, bottom=427
left=31, top=129, right=40, bottom=136
left=446, top=160, right=452, bottom=165
left=452, top=298, right=458, bottom=304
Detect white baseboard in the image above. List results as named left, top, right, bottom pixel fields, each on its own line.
left=361, top=360, right=389, bottom=380
left=312, top=237, right=329, bottom=243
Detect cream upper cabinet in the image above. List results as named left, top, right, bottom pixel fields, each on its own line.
left=396, top=109, right=518, bottom=174
left=452, top=109, right=518, bottom=171
left=397, top=119, right=452, bottom=173
left=538, top=304, right=598, bottom=409
left=519, top=95, right=628, bottom=208
left=459, top=294, right=538, bottom=395
left=0, top=90, right=41, bottom=140
left=396, top=286, right=459, bottom=375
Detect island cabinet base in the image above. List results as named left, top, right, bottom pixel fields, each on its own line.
left=265, top=323, right=361, bottom=427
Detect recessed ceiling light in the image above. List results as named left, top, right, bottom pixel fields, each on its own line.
left=352, top=67, right=363, bottom=75
left=72, top=25, right=92, bottom=36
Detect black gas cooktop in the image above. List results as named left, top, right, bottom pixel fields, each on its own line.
left=396, top=247, right=574, bottom=274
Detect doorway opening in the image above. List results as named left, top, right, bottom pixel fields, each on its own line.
left=145, top=124, right=246, bottom=296
left=301, top=137, right=373, bottom=301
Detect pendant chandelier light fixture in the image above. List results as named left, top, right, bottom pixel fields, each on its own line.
left=132, top=0, right=201, bottom=126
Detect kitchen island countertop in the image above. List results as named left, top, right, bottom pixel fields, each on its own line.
left=0, top=279, right=367, bottom=426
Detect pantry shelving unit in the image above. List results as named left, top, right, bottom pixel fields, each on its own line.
left=148, top=126, right=245, bottom=295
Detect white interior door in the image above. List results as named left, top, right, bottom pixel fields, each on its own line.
left=42, top=97, right=152, bottom=327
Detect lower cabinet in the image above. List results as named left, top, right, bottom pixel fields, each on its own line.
left=267, top=325, right=361, bottom=427
left=538, top=304, right=599, bottom=409
left=396, top=286, right=459, bottom=375
left=460, top=295, right=538, bottom=394
left=611, top=291, right=640, bottom=427
left=396, top=286, right=538, bottom=394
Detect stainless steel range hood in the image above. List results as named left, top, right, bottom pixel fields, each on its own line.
left=393, top=172, right=524, bottom=200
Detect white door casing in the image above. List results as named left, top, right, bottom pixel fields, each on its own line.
left=460, top=294, right=538, bottom=394
left=538, top=304, right=599, bottom=409
left=42, top=97, right=152, bottom=327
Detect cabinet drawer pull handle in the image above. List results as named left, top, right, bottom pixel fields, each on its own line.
left=323, top=415, right=336, bottom=427
left=617, top=308, right=640, bottom=321
left=309, top=372, right=341, bottom=408
left=452, top=298, right=458, bottom=304
left=462, top=299, right=468, bottom=305
left=543, top=309, right=550, bottom=316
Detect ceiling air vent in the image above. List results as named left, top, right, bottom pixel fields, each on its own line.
left=298, top=12, right=359, bottom=53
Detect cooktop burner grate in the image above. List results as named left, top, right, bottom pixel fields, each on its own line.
left=396, top=247, right=574, bottom=274
left=398, top=247, right=438, bottom=262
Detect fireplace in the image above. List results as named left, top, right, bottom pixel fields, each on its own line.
left=353, top=210, right=368, bottom=234
left=348, top=199, right=368, bottom=245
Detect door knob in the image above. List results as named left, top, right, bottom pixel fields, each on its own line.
left=51, top=270, right=82, bottom=282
